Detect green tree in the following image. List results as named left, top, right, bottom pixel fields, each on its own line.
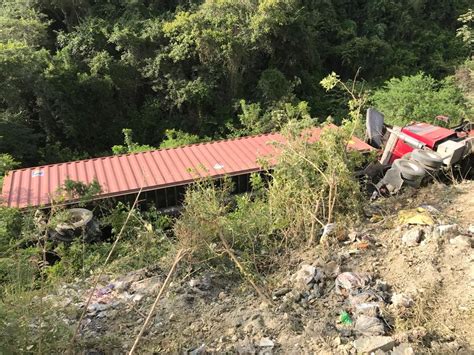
left=371, top=72, right=469, bottom=126
left=457, top=8, right=473, bottom=52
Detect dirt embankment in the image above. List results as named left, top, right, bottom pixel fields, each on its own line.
left=44, top=181, right=473, bottom=354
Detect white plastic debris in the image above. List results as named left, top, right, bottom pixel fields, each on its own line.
left=335, top=272, right=371, bottom=295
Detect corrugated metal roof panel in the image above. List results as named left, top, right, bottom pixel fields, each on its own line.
left=1, top=128, right=374, bottom=209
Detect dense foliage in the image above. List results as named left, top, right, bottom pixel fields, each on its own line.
left=0, top=0, right=470, bottom=166
left=371, top=72, right=469, bottom=126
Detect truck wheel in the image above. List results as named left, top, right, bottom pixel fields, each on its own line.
left=393, top=159, right=426, bottom=181
left=50, top=208, right=99, bottom=243
left=411, top=149, right=443, bottom=169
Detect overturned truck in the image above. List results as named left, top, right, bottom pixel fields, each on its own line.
left=2, top=115, right=472, bottom=241
left=366, top=109, right=474, bottom=195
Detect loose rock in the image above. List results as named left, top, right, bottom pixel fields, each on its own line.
left=401, top=227, right=424, bottom=246
left=449, top=235, right=472, bottom=248
left=436, top=224, right=459, bottom=237
left=273, top=288, right=291, bottom=298
left=292, top=264, right=316, bottom=289
left=258, top=337, right=275, bottom=348
left=391, top=293, right=414, bottom=308
left=353, top=336, right=395, bottom=353
left=392, top=343, right=415, bottom=355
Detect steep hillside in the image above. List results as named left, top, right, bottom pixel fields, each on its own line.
left=21, top=181, right=472, bottom=354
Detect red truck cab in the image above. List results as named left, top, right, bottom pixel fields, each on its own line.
left=388, top=123, right=457, bottom=163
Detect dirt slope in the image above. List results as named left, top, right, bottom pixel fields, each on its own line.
left=45, top=181, right=473, bottom=354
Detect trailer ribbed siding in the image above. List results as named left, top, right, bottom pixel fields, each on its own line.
left=1, top=128, right=373, bottom=209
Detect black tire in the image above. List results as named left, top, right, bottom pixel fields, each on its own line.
left=393, top=159, right=426, bottom=181
left=49, top=228, right=75, bottom=242
left=411, top=149, right=443, bottom=169
left=51, top=208, right=98, bottom=243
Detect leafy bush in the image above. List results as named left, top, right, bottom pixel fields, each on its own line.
left=0, top=207, right=23, bottom=254
left=0, top=153, right=20, bottom=187
left=228, top=99, right=313, bottom=137
left=112, top=128, right=156, bottom=155
left=159, top=129, right=204, bottom=149
left=370, top=72, right=469, bottom=126
left=268, top=118, right=365, bottom=245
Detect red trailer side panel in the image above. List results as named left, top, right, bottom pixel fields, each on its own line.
left=2, top=128, right=373, bottom=209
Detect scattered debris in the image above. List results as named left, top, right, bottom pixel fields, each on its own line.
left=354, top=302, right=380, bottom=318
left=348, top=231, right=358, bottom=243
left=335, top=272, right=371, bottom=295
left=397, top=208, right=434, bottom=226
left=28, top=181, right=473, bottom=353
left=339, top=311, right=353, bottom=325
left=354, top=314, right=385, bottom=336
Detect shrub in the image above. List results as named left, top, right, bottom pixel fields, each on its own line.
left=175, top=116, right=366, bottom=275
left=174, top=179, right=233, bottom=265
left=175, top=72, right=368, bottom=277
left=112, top=128, right=156, bottom=155
left=0, top=292, right=71, bottom=354
left=0, top=248, right=39, bottom=296
left=224, top=177, right=276, bottom=272
left=0, top=207, right=23, bottom=254
left=228, top=99, right=314, bottom=137
left=159, top=129, right=204, bottom=149
left=0, top=153, right=20, bottom=188
left=370, top=72, right=469, bottom=126
left=454, top=58, right=474, bottom=111
left=268, top=118, right=365, bottom=245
